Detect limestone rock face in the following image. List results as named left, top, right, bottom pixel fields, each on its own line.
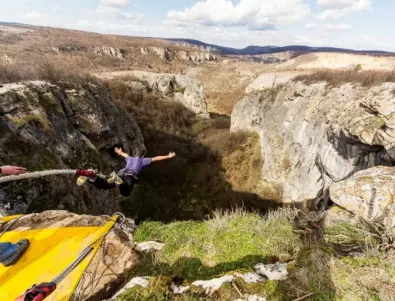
left=139, top=47, right=216, bottom=63
left=140, top=47, right=172, bottom=61
left=330, top=166, right=395, bottom=227
left=5, top=210, right=139, bottom=301
left=231, top=81, right=395, bottom=204
left=94, top=46, right=125, bottom=59
left=99, top=70, right=210, bottom=118
left=0, top=81, right=145, bottom=215
left=245, top=71, right=310, bottom=94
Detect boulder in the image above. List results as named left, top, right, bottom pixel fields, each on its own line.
left=192, top=275, right=234, bottom=295
left=135, top=241, right=166, bottom=252
left=110, top=277, right=150, bottom=300
left=234, top=272, right=265, bottom=283
left=231, top=82, right=395, bottom=204
left=330, top=166, right=395, bottom=227
left=255, top=262, right=288, bottom=281
left=0, top=81, right=145, bottom=215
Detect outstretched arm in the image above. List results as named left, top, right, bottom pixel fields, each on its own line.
left=115, top=147, right=129, bottom=158
left=152, top=152, right=176, bottom=162
left=0, top=166, right=27, bottom=175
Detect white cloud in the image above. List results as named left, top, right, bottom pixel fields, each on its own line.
left=167, top=0, right=311, bottom=30
left=23, top=11, right=45, bottom=19
left=66, top=19, right=147, bottom=34
left=99, top=0, right=130, bottom=7
left=304, top=23, right=317, bottom=28
left=317, top=0, right=371, bottom=20
left=317, top=0, right=356, bottom=8
left=304, top=22, right=351, bottom=30
left=324, top=23, right=351, bottom=30
left=96, top=5, right=143, bottom=20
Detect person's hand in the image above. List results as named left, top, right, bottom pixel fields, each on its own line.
left=168, top=152, right=176, bottom=159
left=114, top=147, right=123, bottom=155
left=1, top=166, right=27, bottom=175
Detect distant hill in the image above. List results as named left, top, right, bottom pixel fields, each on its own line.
left=166, top=38, right=395, bottom=56
left=0, top=21, right=34, bottom=28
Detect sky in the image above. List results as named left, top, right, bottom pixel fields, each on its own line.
left=0, top=0, right=393, bottom=51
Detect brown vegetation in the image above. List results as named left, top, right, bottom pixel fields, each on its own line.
left=195, top=61, right=269, bottom=115
left=0, top=60, right=98, bottom=85
left=293, top=68, right=395, bottom=87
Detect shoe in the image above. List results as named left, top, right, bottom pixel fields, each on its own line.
left=76, top=169, right=97, bottom=178
left=77, top=176, right=88, bottom=186
left=2, top=239, right=30, bottom=267
left=108, top=172, right=123, bottom=185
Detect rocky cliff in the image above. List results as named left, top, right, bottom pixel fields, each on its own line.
left=231, top=81, right=395, bottom=205
left=139, top=47, right=217, bottom=63
left=0, top=81, right=145, bottom=215
left=98, top=70, right=210, bottom=118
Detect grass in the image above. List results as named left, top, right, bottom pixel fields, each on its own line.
left=116, top=208, right=395, bottom=301
left=293, top=68, right=395, bottom=87
left=119, top=208, right=300, bottom=300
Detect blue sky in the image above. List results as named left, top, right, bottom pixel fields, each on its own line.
left=1, top=0, right=392, bottom=51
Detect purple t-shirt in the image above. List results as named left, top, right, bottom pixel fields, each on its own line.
left=120, top=157, right=152, bottom=177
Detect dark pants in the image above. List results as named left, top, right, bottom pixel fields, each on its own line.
left=88, top=176, right=136, bottom=192
left=89, top=177, right=116, bottom=190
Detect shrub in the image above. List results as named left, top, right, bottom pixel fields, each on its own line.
left=0, top=59, right=99, bottom=85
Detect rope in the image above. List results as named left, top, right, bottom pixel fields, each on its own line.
left=0, top=216, right=24, bottom=239
left=0, top=169, right=77, bottom=184
left=52, top=213, right=125, bottom=285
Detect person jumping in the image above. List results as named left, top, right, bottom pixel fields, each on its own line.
left=75, top=147, right=176, bottom=197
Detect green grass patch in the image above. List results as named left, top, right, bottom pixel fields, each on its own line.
left=133, top=209, right=300, bottom=281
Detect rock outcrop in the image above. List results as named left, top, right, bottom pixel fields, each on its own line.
left=98, top=70, right=210, bottom=118
left=52, top=44, right=87, bottom=54
left=94, top=46, right=125, bottom=59
left=330, top=166, right=395, bottom=227
left=110, top=277, right=150, bottom=300
left=169, top=41, right=219, bottom=52
left=140, top=47, right=172, bottom=61
left=245, top=71, right=311, bottom=94
left=5, top=210, right=139, bottom=301
left=0, top=81, right=145, bottom=215
left=231, top=81, right=395, bottom=204
left=139, top=47, right=216, bottom=63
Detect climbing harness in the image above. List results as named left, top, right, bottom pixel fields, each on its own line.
left=15, top=283, right=57, bottom=301
left=12, top=213, right=126, bottom=301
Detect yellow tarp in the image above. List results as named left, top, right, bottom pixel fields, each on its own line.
left=0, top=216, right=117, bottom=301
left=0, top=215, right=22, bottom=225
